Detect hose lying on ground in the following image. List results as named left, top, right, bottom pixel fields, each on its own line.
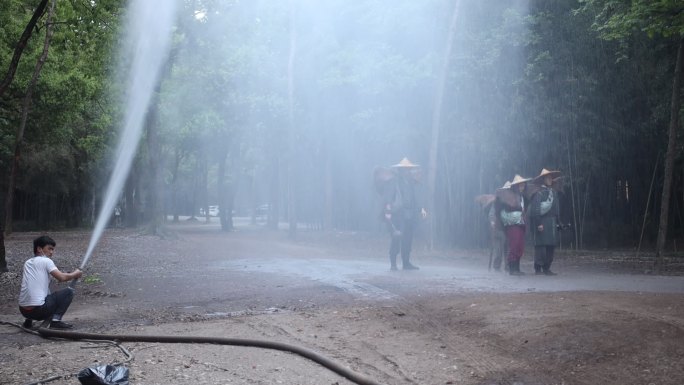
left=38, top=327, right=384, bottom=385
left=0, top=321, right=133, bottom=385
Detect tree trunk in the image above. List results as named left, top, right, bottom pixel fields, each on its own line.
left=427, top=0, right=461, bottom=249
left=145, top=91, right=164, bottom=235
left=67, top=192, right=81, bottom=228
left=0, top=226, right=5, bottom=273
left=189, top=157, right=200, bottom=220
left=222, top=184, right=235, bottom=231
left=565, top=114, right=579, bottom=250
left=124, top=168, right=139, bottom=227
left=267, top=154, right=280, bottom=229
left=90, top=190, right=97, bottom=227
left=567, top=58, right=580, bottom=250
left=217, top=149, right=234, bottom=232
left=171, top=148, right=182, bottom=222
left=224, top=148, right=240, bottom=230
left=200, top=155, right=209, bottom=223
left=0, top=0, right=49, bottom=97
left=4, top=0, right=56, bottom=235
left=144, top=51, right=176, bottom=236
left=287, top=1, right=298, bottom=239
left=0, top=0, right=51, bottom=268
left=324, top=154, right=333, bottom=230
left=655, top=38, right=684, bottom=270
left=37, top=192, right=48, bottom=229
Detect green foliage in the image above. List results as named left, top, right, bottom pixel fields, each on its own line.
left=82, top=274, right=102, bottom=284
left=1, top=0, right=681, bottom=248
left=578, top=0, right=684, bottom=41
left=0, top=0, right=121, bottom=228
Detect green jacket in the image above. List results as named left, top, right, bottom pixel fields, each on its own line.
left=496, top=189, right=526, bottom=227
left=529, top=186, right=560, bottom=246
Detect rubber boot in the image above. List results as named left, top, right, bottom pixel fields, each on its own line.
left=543, top=264, right=557, bottom=276
left=402, top=253, right=419, bottom=270
left=510, top=261, right=525, bottom=276
left=534, top=263, right=542, bottom=275
left=389, top=255, right=398, bottom=271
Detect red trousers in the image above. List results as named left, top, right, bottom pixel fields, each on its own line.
left=505, top=225, right=526, bottom=262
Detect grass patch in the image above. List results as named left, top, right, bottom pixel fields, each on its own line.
left=83, top=275, right=102, bottom=284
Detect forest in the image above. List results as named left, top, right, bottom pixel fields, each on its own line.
left=1, top=0, right=683, bottom=272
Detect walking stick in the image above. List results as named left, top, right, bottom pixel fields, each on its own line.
left=487, top=228, right=494, bottom=271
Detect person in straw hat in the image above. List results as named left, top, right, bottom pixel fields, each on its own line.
left=381, top=157, right=427, bottom=271
left=496, top=174, right=531, bottom=275
left=487, top=181, right=511, bottom=272
left=528, top=168, right=562, bottom=275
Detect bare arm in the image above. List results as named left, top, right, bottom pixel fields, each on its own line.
left=50, top=268, right=82, bottom=282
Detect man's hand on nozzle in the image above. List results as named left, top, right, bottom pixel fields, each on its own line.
left=71, top=268, right=83, bottom=280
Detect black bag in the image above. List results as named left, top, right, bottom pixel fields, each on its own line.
left=77, top=365, right=129, bottom=385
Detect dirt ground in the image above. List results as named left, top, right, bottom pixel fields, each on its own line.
left=1, top=219, right=683, bottom=385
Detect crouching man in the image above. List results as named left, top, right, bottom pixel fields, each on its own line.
left=19, top=235, right=82, bottom=329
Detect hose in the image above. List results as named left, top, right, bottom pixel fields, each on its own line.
left=38, top=327, right=384, bottom=385
left=1, top=321, right=132, bottom=385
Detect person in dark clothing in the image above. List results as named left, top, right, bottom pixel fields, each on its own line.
left=487, top=181, right=510, bottom=272
left=18, top=235, right=82, bottom=329
left=529, top=168, right=562, bottom=275
left=382, top=158, right=427, bottom=271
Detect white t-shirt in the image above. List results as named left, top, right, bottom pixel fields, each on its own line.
left=18, top=256, right=58, bottom=307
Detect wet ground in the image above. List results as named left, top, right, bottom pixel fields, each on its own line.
left=1, top=218, right=683, bottom=384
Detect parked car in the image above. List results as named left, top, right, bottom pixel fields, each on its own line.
left=255, top=204, right=269, bottom=216
left=200, top=206, right=220, bottom=217
left=252, top=204, right=269, bottom=222
left=209, top=206, right=219, bottom=216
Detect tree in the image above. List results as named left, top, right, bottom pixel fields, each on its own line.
left=4, top=0, right=56, bottom=235
left=579, top=0, right=684, bottom=268
left=427, top=0, right=461, bottom=249
left=286, top=1, right=298, bottom=239
left=0, top=0, right=50, bottom=273
left=0, top=0, right=49, bottom=98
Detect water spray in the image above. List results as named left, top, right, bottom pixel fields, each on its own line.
left=55, top=4, right=382, bottom=384
left=71, top=0, right=177, bottom=287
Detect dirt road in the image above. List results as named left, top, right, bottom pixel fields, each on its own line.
left=1, top=220, right=683, bottom=385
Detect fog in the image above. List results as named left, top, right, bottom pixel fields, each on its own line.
left=115, top=0, right=532, bottom=247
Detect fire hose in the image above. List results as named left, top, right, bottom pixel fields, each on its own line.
left=32, top=326, right=384, bottom=385
left=43, top=260, right=382, bottom=383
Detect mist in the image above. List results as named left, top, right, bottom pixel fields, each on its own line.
left=82, top=0, right=177, bottom=269
left=133, top=0, right=533, bottom=248
left=3, top=2, right=684, bottom=382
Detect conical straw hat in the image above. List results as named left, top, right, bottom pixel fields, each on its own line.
left=534, top=168, right=561, bottom=181
left=391, top=157, right=419, bottom=168
left=510, top=174, right=531, bottom=186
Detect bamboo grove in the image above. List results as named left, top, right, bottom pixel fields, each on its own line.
left=1, top=0, right=683, bottom=272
